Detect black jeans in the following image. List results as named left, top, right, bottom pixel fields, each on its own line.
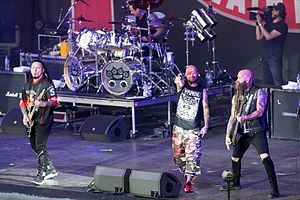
left=232, top=131, right=270, bottom=159
left=261, top=54, right=283, bottom=86
left=29, top=123, right=52, bottom=156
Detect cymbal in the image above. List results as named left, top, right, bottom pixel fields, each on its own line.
left=72, top=15, right=94, bottom=22
left=164, top=16, right=186, bottom=22
left=108, top=21, right=122, bottom=24
left=153, top=11, right=165, bottom=19
left=134, top=0, right=164, bottom=10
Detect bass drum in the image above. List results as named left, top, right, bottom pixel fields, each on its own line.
left=64, top=56, right=83, bottom=91
left=101, top=59, right=142, bottom=96
left=64, top=55, right=107, bottom=91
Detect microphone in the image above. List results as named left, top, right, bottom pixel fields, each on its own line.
left=76, top=0, right=90, bottom=7
left=58, top=8, right=63, bottom=23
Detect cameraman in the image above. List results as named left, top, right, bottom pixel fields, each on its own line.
left=256, top=3, right=288, bottom=87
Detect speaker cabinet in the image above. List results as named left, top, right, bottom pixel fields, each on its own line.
left=271, top=89, right=300, bottom=140
left=93, top=166, right=131, bottom=194
left=0, top=71, right=29, bottom=114
left=1, top=107, right=26, bottom=135
left=79, top=115, right=127, bottom=143
left=129, top=170, right=181, bottom=198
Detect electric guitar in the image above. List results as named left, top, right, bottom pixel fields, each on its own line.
left=26, top=89, right=46, bottom=136
left=232, top=100, right=244, bottom=146
left=232, top=93, right=254, bottom=146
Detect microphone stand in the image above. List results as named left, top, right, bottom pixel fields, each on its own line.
left=56, top=1, right=79, bottom=56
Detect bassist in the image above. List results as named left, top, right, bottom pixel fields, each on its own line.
left=19, top=60, right=58, bottom=185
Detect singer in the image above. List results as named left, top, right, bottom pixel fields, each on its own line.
left=172, top=65, right=210, bottom=193
left=256, top=2, right=288, bottom=87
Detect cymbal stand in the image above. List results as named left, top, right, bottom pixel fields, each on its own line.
left=56, top=0, right=79, bottom=56
left=161, top=23, right=181, bottom=94
left=146, top=5, right=153, bottom=75
left=183, top=22, right=196, bottom=66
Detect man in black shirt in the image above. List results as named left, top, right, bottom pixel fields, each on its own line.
left=220, top=69, right=280, bottom=198
left=172, top=65, right=210, bottom=193
left=128, top=2, right=165, bottom=43
left=19, top=60, right=58, bottom=185
left=256, top=2, right=288, bottom=86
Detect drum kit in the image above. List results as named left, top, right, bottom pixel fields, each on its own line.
left=61, top=0, right=181, bottom=97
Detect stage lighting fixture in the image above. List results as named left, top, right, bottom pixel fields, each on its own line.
left=191, top=9, right=209, bottom=29
left=189, top=8, right=218, bottom=42
left=199, top=8, right=218, bottom=27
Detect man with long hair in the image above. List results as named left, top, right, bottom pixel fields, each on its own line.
left=220, top=69, right=280, bottom=198
left=19, top=60, right=58, bottom=185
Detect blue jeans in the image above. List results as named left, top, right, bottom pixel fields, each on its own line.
left=261, top=54, right=283, bottom=86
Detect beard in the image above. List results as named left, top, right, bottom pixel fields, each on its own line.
left=234, top=81, right=247, bottom=97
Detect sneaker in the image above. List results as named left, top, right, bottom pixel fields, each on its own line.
left=32, top=172, right=45, bottom=185
left=184, top=181, right=194, bottom=193
left=267, top=191, right=280, bottom=198
left=44, top=164, right=58, bottom=180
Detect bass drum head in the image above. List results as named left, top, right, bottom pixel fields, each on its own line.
left=64, top=56, right=83, bottom=91
left=101, top=59, right=141, bottom=96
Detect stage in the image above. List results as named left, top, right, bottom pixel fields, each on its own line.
left=0, top=91, right=299, bottom=200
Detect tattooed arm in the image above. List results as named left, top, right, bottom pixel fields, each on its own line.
left=200, top=88, right=209, bottom=137
left=225, top=95, right=237, bottom=150
left=236, top=89, right=267, bottom=123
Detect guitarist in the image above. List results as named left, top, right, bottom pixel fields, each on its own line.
left=19, top=60, right=58, bottom=185
left=220, top=69, right=280, bottom=198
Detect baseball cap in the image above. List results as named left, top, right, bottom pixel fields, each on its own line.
left=273, top=3, right=285, bottom=11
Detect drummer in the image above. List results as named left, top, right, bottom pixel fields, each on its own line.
left=128, top=1, right=165, bottom=44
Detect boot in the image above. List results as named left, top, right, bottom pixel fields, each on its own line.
left=44, top=156, right=58, bottom=180
left=263, top=157, right=280, bottom=198
left=32, top=153, right=47, bottom=185
left=220, top=160, right=241, bottom=191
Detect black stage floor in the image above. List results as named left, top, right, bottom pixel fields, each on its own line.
left=0, top=93, right=299, bottom=200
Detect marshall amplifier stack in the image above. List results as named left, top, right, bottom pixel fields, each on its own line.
left=19, top=52, right=66, bottom=80
left=0, top=71, right=29, bottom=114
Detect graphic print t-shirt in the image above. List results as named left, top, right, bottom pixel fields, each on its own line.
left=174, top=84, right=203, bottom=130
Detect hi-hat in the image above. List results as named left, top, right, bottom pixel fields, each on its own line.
left=72, top=15, right=94, bottom=22
left=164, top=16, right=186, bottom=22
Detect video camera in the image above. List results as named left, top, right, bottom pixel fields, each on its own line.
left=248, top=6, right=273, bottom=22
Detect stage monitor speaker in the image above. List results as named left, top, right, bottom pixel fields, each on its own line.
left=271, top=89, right=300, bottom=140
left=0, top=71, right=29, bottom=114
left=79, top=115, right=127, bottom=143
left=93, top=166, right=131, bottom=194
left=129, top=170, right=181, bottom=198
left=1, top=107, right=27, bottom=135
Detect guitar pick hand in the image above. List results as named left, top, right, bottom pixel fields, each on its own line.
left=34, top=100, right=46, bottom=108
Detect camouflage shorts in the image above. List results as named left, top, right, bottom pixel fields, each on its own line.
left=172, top=125, right=202, bottom=175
